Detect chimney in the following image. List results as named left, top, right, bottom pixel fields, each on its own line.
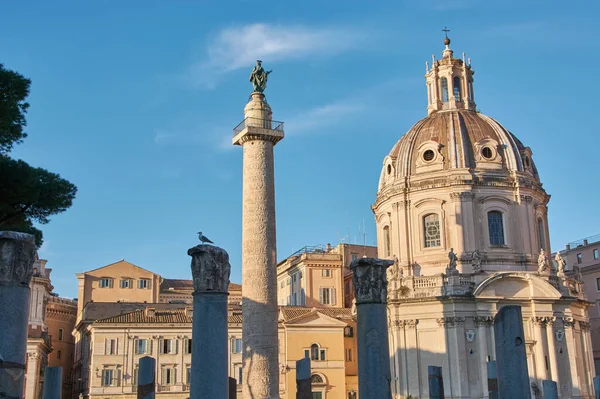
left=566, top=244, right=571, bottom=251
left=145, top=307, right=156, bottom=317
left=326, top=243, right=331, bottom=252
left=185, top=306, right=193, bottom=318
left=584, top=239, right=589, bottom=246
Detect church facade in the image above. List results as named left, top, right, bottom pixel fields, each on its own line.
left=373, top=37, right=594, bottom=398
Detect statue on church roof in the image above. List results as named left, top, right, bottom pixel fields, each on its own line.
left=448, top=248, right=458, bottom=270
left=555, top=252, right=566, bottom=274
left=537, top=249, right=550, bottom=273
left=249, top=60, right=272, bottom=93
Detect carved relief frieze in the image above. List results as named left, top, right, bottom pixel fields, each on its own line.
left=450, top=192, right=474, bottom=202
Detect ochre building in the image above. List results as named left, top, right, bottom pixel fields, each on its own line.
left=372, top=37, right=595, bottom=398
left=72, top=260, right=358, bottom=399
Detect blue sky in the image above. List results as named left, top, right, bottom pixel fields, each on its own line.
left=2, top=1, right=598, bottom=298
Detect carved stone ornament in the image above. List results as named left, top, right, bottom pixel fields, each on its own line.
left=465, top=329, right=476, bottom=342
left=555, top=330, right=565, bottom=342
left=437, top=316, right=466, bottom=327
left=351, top=257, right=394, bottom=304
left=188, top=244, right=231, bottom=293
left=562, top=317, right=575, bottom=328
left=0, top=231, right=37, bottom=287
left=473, top=316, right=494, bottom=326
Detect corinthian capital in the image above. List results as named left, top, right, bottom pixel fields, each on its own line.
left=188, top=244, right=231, bottom=293
left=0, top=231, right=37, bottom=287
left=351, top=257, right=394, bottom=304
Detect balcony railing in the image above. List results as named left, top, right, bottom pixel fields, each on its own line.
left=233, top=117, right=284, bottom=138
left=183, top=384, right=190, bottom=392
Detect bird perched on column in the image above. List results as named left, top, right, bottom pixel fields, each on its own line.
left=197, top=231, right=214, bottom=244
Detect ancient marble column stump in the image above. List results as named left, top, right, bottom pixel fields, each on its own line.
left=42, top=366, right=62, bottom=399
left=0, top=231, right=37, bottom=399
left=351, top=257, right=394, bottom=399
left=493, top=305, right=530, bottom=398
left=137, top=356, right=156, bottom=399
left=233, top=71, right=284, bottom=399
left=189, top=244, right=231, bottom=399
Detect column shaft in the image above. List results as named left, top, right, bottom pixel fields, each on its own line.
left=241, top=139, right=279, bottom=399
left=356, top=304, right=392, bottom=399
left=0, top=232, right=36, bottom=399
left=191, top=293, right=228, bottom=399
left=545, top=321, right=560, bottom=388
left=533, top=320, right=549, bottom=381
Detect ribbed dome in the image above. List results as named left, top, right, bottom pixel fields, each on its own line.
left=378, top=109, right=539, bottom=191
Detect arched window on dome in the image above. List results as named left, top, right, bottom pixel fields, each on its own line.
left=537, top=218, right=546, bottom=251
left=487, top=211, right=505, bottom=246
left=453, top=77, right=462, bottom=101
left=383, top=226, right=391, bottom=257
left=441, top=78, right=449, bottom=102
left=424, top=214, right=441, bottom=248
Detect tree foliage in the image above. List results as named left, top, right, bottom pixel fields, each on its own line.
left=0, top=63, right=30, bottom=155
left=0, top=63, right=77, bottom=246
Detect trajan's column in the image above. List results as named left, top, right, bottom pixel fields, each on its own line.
left=232, top=60, right=283, bottom=399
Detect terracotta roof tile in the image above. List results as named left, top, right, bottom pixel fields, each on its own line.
left=94, top=307, right=244, bottom=325
left=160, top=279, right=242, bottom=292
left=279, top=306, right=354, bottom=322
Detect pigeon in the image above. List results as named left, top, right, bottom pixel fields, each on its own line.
left=197, top=232, right=214, bottom=244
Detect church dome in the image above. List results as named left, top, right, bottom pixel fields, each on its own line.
left=378, top=109, right=540, bottom=191
left=372, top=37, right=550, bottom=276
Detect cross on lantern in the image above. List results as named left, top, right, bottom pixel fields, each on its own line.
left=442, top=26, right=450, bottom=38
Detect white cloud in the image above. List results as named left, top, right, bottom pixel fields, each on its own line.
left=284, top=101, right=365, bottom=135
left=186, top=23, right=367, bottom=88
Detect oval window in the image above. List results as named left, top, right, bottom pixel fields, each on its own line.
left=423, top=149, right=435, bottom=162
left=387, top=164, right=392, bottom=174
left=482, top=147, right=493, bottom=159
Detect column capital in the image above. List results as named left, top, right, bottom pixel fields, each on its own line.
left=437, top=316, right=466, bottom=327
left=351, top=257, right=394, bottom=304
left=530, top=316, right=552, bottom=326
left=562, top=317, right=575, bottom=328
left=474, top=316, right=494, bottom=326
left=188, top=244, right=231, bottom=294
left=0, top=231, right=37, bottom=287
left=578, top=320, right=591, bottom=331
left=405, top=319, right=419, bottom=329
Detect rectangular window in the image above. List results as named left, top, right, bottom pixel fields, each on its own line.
left=345, top=281, right=350, bottom=295
left=100, top=278, right=113, bottom=288
left=322, top=269, right=331, bottom=277
left=57, top=350, right=61, bottom=359
left=185, top=339, right=192, bottom=355
left=232, top=338, right=242, bottom=353
left=58, top=329, right=63, bottom=341
left=319, top=288, right=335, bottom=305
left=136, top=339, right=148, bottom=355
left=120, top=279, right=133, bottom=289
left=594, top=249, right=599, bottom=260
left=345, top=348, right=352, bottom=361
left=163, top=368, right=175, bottom=385
left=102, top=369, right=114, bottom=386
left=133, top=368, right=139, bottom=387
left=186, top=367, right=191, bottom=384
left=596, top=278, right=600, bottom=292
left=577, top=253, right=583, bottom=264
left=304, top=349, right=310, bottom=359
left=161, top=339, right=176, bottom=354
left=138, top=279, right=151, bottom=289
left=351, top=253, right=358, bottom=262
left=320, top=349, right=326, bottom=361
left=105, top=338, right=117, bottom=355
left=234, top=364, right=242, bottom=384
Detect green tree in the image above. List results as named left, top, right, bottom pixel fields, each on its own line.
left=0, top=63, right=77, bottom=246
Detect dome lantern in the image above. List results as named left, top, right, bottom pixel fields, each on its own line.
left=425, top=30, right=476, bottom=115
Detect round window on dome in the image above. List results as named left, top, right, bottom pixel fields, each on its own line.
left=387, top=164, right=392, bottom=175
left=482, top=146, right=493, bottom=160
left=423, top=149, right=435, bottom=162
